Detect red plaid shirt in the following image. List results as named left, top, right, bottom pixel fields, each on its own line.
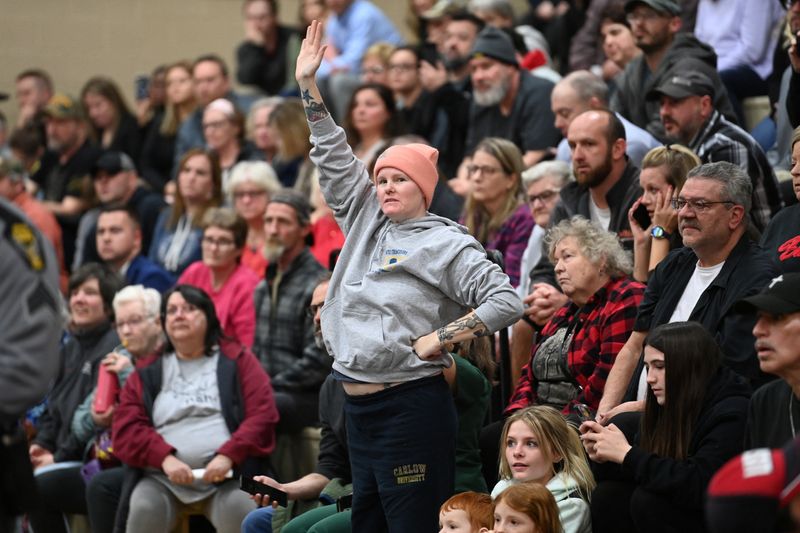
left=505, top=276, right=645, bottom=416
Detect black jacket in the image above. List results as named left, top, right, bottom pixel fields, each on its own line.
left=623, top=367, right=750, bottom=510
left=596, top=367, right=750, bottom=511
left=32, top=322, right=119, bottom=461
left=629, top=235, right=778, bottom=389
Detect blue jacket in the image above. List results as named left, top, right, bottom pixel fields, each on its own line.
left=126, top=254, right=174, bottom=293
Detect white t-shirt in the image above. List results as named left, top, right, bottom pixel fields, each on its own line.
left=589, top=196, right=611, bottom=230
left=636, top=260, right=726, bottom=400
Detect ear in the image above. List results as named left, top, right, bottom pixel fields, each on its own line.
left=728, top=204, right=746, bottom=230
left=700, top=95, right=714, bottom=118
left=612, top=137, right=627, bottom=161
left=588, top=96, right=603, bottom=110
left=668, top=15, right=682, bottom=34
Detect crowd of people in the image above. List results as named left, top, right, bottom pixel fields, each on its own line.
left=1, top=0, right=800, bottom=532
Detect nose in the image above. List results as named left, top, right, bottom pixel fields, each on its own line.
left=753, top=316, right=768, bottom=338
left=646, top=369, right=656, bottom=384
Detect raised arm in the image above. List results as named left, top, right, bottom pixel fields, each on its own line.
left=296, top=20, right=330, bottom=124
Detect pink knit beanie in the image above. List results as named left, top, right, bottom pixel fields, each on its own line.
left=373, top=143, right=439, bottom=208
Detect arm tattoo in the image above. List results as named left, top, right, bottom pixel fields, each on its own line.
left=437, top=314, right=490, bottom=344
left=304, top=98, right=329, bottom=123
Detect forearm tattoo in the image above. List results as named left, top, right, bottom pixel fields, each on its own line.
left=302, top=89, right=329, bottom=122
left=437, top=314, right=490, bottom=345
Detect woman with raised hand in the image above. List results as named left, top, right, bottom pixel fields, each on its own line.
left=296, top=20, right=523, bottom=532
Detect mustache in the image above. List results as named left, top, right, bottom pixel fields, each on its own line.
left=755, top=340, right=773, bottom=351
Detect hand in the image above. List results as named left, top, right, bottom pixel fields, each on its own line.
left=102, top=352, right=132, bottom=374
left=650, top=186, right=677, bottom=233
left=162, top=454, right=193, bottom=485
left=29, top=444, right=55, bottom=469
left=245, top=20, right=266, bottom=45
left=251, top=475, right=286, bottom=508
left=523, top=283, right=567, bottom=326
left=91, top=403, right=115, bottom=428
left=413, top=331, right=448, bottom=360
left=419, top=59, right=447, bottom=92
left=202, top=454, right=233, bottom=484
left=627, top=197, right=650, bottom=245
left=296, top=19, right=328, bottom=85
left=598, top=401, right=644, bottom=427
left=579, top=421, right=632, bottom=464
left=601, top=59, right=622, bottom=82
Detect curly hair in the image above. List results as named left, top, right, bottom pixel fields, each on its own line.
left=545, top=216, right=632, bottom=277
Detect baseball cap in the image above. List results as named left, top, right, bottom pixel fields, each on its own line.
left=43, top=93, right=84, bottom=120
left=647, top=71, right=715, bottom=101
left=471, top=26, right=518, bottom=67
left=92, top=151, right=136, bottom=177
left=707, top=437, right=800, bottom=533
left=624, top=0, right=682, bottom=15
left=735, top=273, right=800, bottom=316
left=270, top=189, right=312, bottom=226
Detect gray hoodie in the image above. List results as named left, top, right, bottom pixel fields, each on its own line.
left=309, top=116, right=523, bottom=383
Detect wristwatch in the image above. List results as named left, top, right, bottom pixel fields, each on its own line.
left=650, top=226, right=670, bottom=240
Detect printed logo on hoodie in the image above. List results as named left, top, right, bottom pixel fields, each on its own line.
left=381, top=248, right=409, bottom=271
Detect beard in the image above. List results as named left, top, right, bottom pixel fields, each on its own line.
left=314, top=327, right=325, bottom=350
left=263, top=240, right=285, bottom=262
left=473, top=75, right=509, bottom=107
left=574, top=150, right=614, bottom=189
left=444, top=54, right=468, bottom=73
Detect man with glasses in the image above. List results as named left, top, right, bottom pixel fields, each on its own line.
left=649, top=70, right=783, bottom=232
left=597, top=161, right=778, bottom=423
left=610, top=0, right=736, bottom=142
left=253, top=190, right=329, bottom=432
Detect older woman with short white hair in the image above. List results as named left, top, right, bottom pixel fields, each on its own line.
left=226, top=161, right=282, bottom=275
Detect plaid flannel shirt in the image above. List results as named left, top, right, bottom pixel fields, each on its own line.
left=253, top=248, right=329, bottom=391
left=690, top=111, right=783, bottom=232
left=505, top=276, right=645, bottom=415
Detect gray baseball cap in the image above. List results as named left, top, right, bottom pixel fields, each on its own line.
left=624, top=0, right=682, bottom=16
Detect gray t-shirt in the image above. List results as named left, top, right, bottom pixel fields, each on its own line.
left=149, top=351, right=231, bottom=503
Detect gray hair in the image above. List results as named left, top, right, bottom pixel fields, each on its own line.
left=546, top=216, right=632, bottom=277
left=226, top=161, right=282, bottom=199
left=468, top=0, right=515, bottom=19
left=686, top=161, right=752, bottom=215
left=521, top=160, right=573, bottom=188
left=562, top=70, right=609, bottom=106
left=113, top=285, right=161, bottom=317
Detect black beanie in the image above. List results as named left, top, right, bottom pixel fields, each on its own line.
left=470, top=26, right=518, bottom=67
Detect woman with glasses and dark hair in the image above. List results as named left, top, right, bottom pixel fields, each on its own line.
left=461, top=137, right=535, bottom=288
left=628, top=144, right=700, bottom=282
left=178, top=207, right=260, bottom=348
left=113, top=284, right=278, bottom=533
left=580, top=321, right=750, bottom=533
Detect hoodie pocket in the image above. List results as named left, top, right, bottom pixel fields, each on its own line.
left=339, top=308, right=392, bottom=371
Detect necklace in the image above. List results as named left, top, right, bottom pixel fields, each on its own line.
left=790, top=394, right=797, bottom=438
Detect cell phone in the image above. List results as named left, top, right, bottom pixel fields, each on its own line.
left=572, top=403, right=595, bottom=423
left=419, top=42, right=442, bottom=66
left=336, top=494, right=353, bottom=512
left=134, top=74, right=150, bottom=101
left=239, top=476, right=288, bottom=507
left=632, top=202, right=651, bottom=229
